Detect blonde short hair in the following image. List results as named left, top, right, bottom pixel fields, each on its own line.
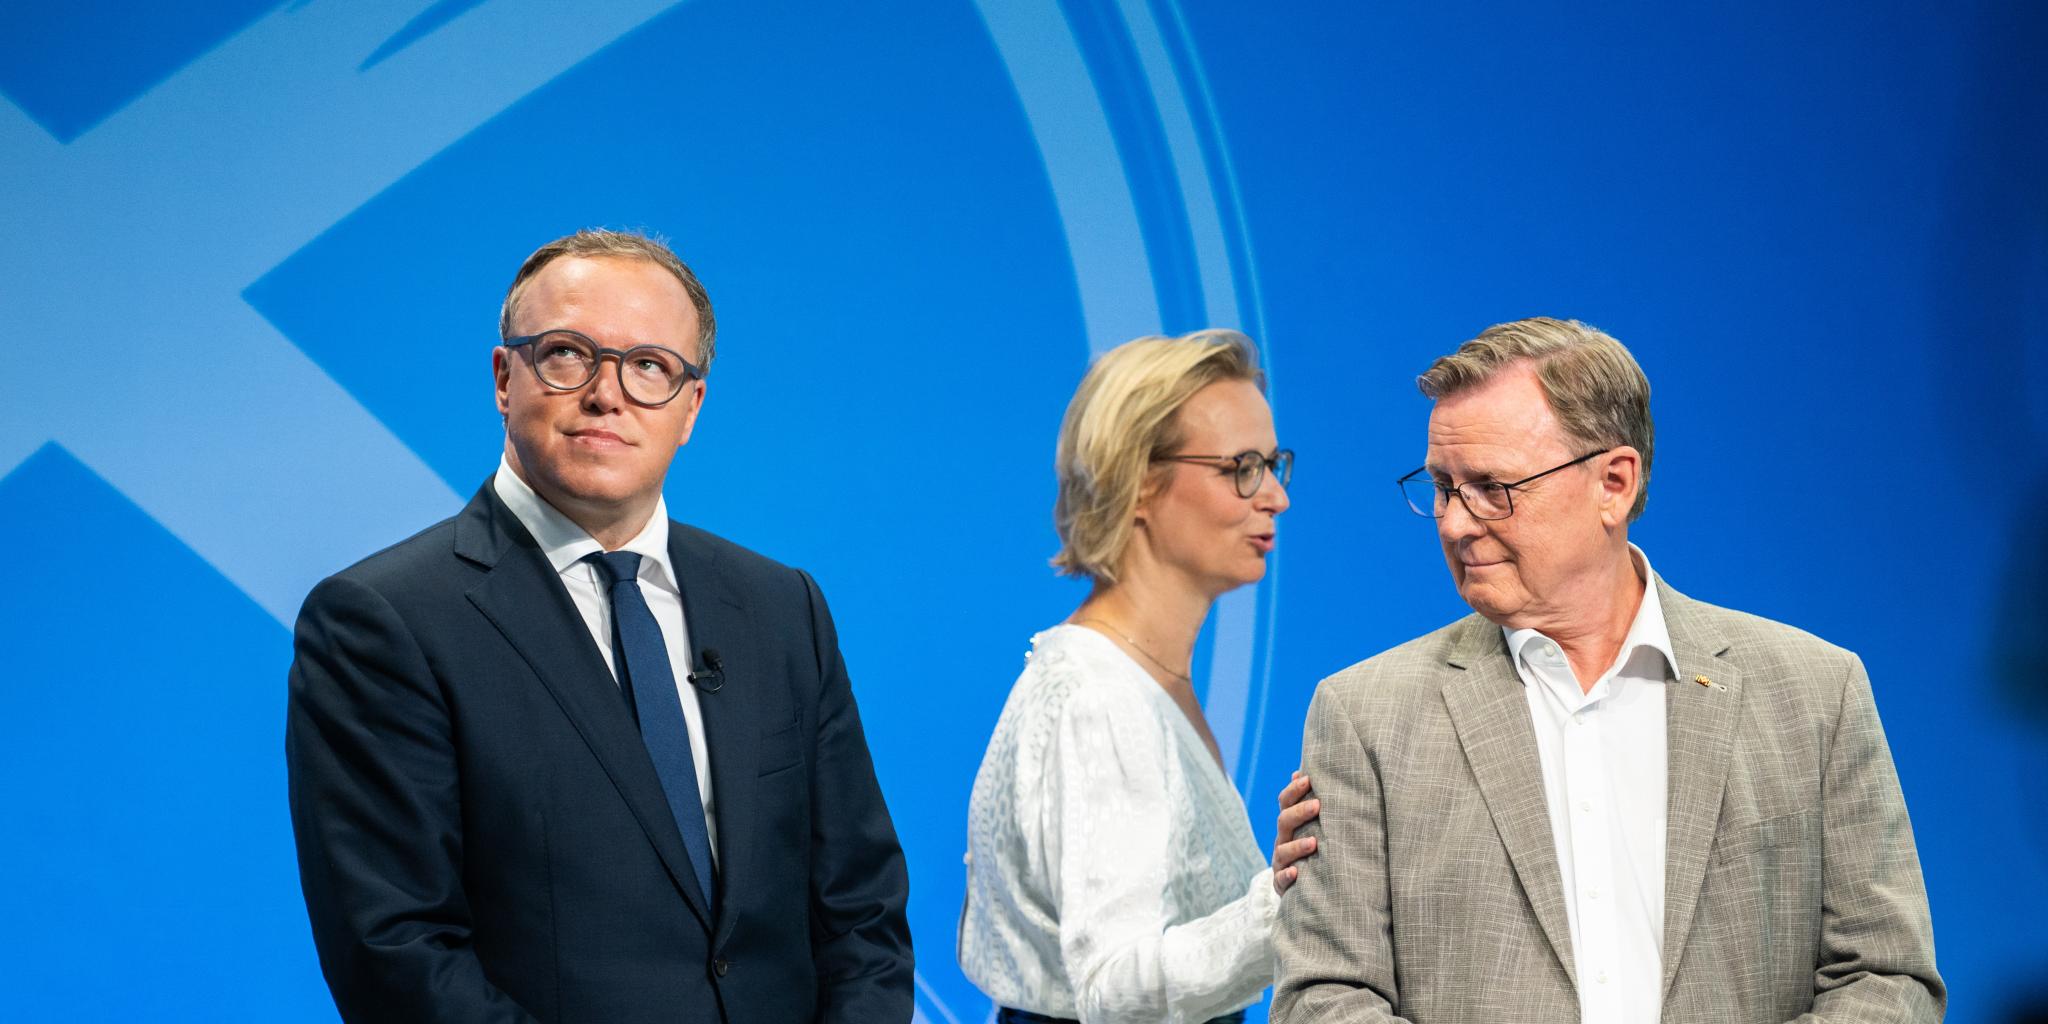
left=499, top=228, right=718, bottom=371
left=1052, top=329, right=1264, bottom=582
left=1417, top=316, right=1654, bottom=521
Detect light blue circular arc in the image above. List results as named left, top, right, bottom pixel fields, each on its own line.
left=972, top=0, right=1277, bottom=791
left=954, top=7, right=1280, bottom=1023
left=971, top=0, right=1162, bottom=355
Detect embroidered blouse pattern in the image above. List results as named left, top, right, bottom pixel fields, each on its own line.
left=960, top=625, right=1277, bottom=1023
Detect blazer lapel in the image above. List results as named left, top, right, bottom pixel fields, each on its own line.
left=668, top=527, right=760, bottom=951
left=456, top=485, right=714, bottom=929
left=1657, top=580, right=1745, bottom=996
left=1440, top=616, right=1577, bottom=985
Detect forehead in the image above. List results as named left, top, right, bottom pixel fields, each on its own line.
left=515, top=256, right=698, bottom=343
left=1425, top=364, right=1570, bottom=472
left=1175, top=378, right=1276, bottom=446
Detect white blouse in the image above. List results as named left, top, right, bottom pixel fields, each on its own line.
left=959, top=625, right=1278, bottom=1023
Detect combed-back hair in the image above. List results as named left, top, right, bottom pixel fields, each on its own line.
left=1417, top=316, right=1653, bottom=521
left=499, top=228, right=718, bottom=371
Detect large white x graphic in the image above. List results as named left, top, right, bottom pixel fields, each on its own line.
left=0, top=0, right=682, bottom=624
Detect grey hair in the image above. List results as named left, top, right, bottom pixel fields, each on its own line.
left=1418, top=317, right=1653, bottom=521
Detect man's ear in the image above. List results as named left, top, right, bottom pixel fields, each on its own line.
left=493, top=346, right=512, bottom=418
left=1599, top=447, right=1641, bottom=527
left=673, top=380, right=708, bottom=448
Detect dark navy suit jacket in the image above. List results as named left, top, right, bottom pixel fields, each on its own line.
left=286, top=482, right=913, bottom=1023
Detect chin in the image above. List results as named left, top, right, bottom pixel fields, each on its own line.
left=547, top=466, right=653, bottom=508
left=1226, top=562, right=1268, bottom=590
left=1459, top=587, right=1527, bottom=624
left=1455, top=581, right=1498, bottom=612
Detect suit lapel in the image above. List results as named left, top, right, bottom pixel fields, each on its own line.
left=456, top=485, right=713, bottom=929
left=1657, top=581, right=1744, bottom=996
left=1440, top=616, right=1577, bottom=985
left=668, top=526, right=760, bottom=950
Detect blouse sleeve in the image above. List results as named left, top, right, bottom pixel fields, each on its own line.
left=1047, top=682, right=1278, bottom=1024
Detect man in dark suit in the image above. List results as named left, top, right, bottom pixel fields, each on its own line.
left=286, top=229, right=913, bottom=1023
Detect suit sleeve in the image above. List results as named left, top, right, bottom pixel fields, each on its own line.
left=1792, top=654, right=1945, bottom=1023
left=797, top=570, right=916, bottom=1024
left=286, top=575, right=540, bottom=1024
left=1270, top=675, right=1412, bottom=1024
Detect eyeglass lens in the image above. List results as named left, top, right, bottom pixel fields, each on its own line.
left=1236, top=451, right=1293, bottom=498
left=530, top=331, right=689, bottom=405
left=1401, top=478, right=1513, bottom=520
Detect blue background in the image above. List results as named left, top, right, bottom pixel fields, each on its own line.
left=2, top=2, right=2043, bottom=1021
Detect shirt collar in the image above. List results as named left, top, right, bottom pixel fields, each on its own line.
left=1502, top=544, right=1678, bottom=684
left=492, top=455, right=676, bottom=593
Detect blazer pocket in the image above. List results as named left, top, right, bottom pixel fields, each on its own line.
left=757, top=720, right=804, bottom=776
left=1710, top=806, right=1818, bottom=867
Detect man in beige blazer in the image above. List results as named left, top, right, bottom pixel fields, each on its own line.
left=1272, top=318, right=1942, bottom=1023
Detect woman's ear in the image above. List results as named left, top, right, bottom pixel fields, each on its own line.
left=1132, top=462, right=1173, bottom=525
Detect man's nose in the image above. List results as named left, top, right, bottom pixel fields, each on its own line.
left=1437, top=489, right=1486, bottom=542
left=579, top=355, right=627, bottom=413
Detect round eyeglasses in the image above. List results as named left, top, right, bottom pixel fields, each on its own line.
left=1397, top=448, right=1610, bottom=520
left=503, top=329, right=703, bottom=407
left=1154, top=448, right=1295, bottom=498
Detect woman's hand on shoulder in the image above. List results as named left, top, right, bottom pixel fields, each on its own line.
left=1271, top=769, right=1320, bottom=894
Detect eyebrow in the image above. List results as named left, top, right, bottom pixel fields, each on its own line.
left=1423, top=462, right=1504, bottom=482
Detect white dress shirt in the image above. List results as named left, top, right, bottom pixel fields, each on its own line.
left=960, top=625, right=1277, bottom=1024
left=1503, top=545, right=1674, bottom=1024
left=493, top=458, right=718, bottom=865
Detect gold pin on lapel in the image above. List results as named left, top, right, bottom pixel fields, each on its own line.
left=1694, top=674, right=1722, bottom=690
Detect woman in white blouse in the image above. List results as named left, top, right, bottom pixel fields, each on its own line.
left=961, top=330, right=1319, bottom=1024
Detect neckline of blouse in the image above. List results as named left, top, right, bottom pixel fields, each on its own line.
left=1039, top=623, right=1240, bottom=794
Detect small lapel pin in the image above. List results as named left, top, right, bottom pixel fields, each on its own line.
left=1694, top=674, right=1722, bottom=690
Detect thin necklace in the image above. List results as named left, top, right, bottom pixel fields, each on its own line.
left=1071, top=617, right=1193, bottom=685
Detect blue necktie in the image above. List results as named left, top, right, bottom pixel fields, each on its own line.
left=587, top=551, right=717, bottom=914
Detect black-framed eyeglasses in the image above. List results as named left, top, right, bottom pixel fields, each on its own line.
left=1155, top=448, right=1294, bottom=499
left=1398, top=448, right=1610, bottom=520
left=503, top=329, right=703, bottom=407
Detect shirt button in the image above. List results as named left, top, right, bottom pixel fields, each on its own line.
left=1597, top=972, right=1609, bottom=985
left=1578, top=801, right=1592, bottom=813
left=1587, top=888, right=1601, bottom=900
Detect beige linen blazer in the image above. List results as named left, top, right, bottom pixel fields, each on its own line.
left=1272, top=578, right=1942, bottom=1024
